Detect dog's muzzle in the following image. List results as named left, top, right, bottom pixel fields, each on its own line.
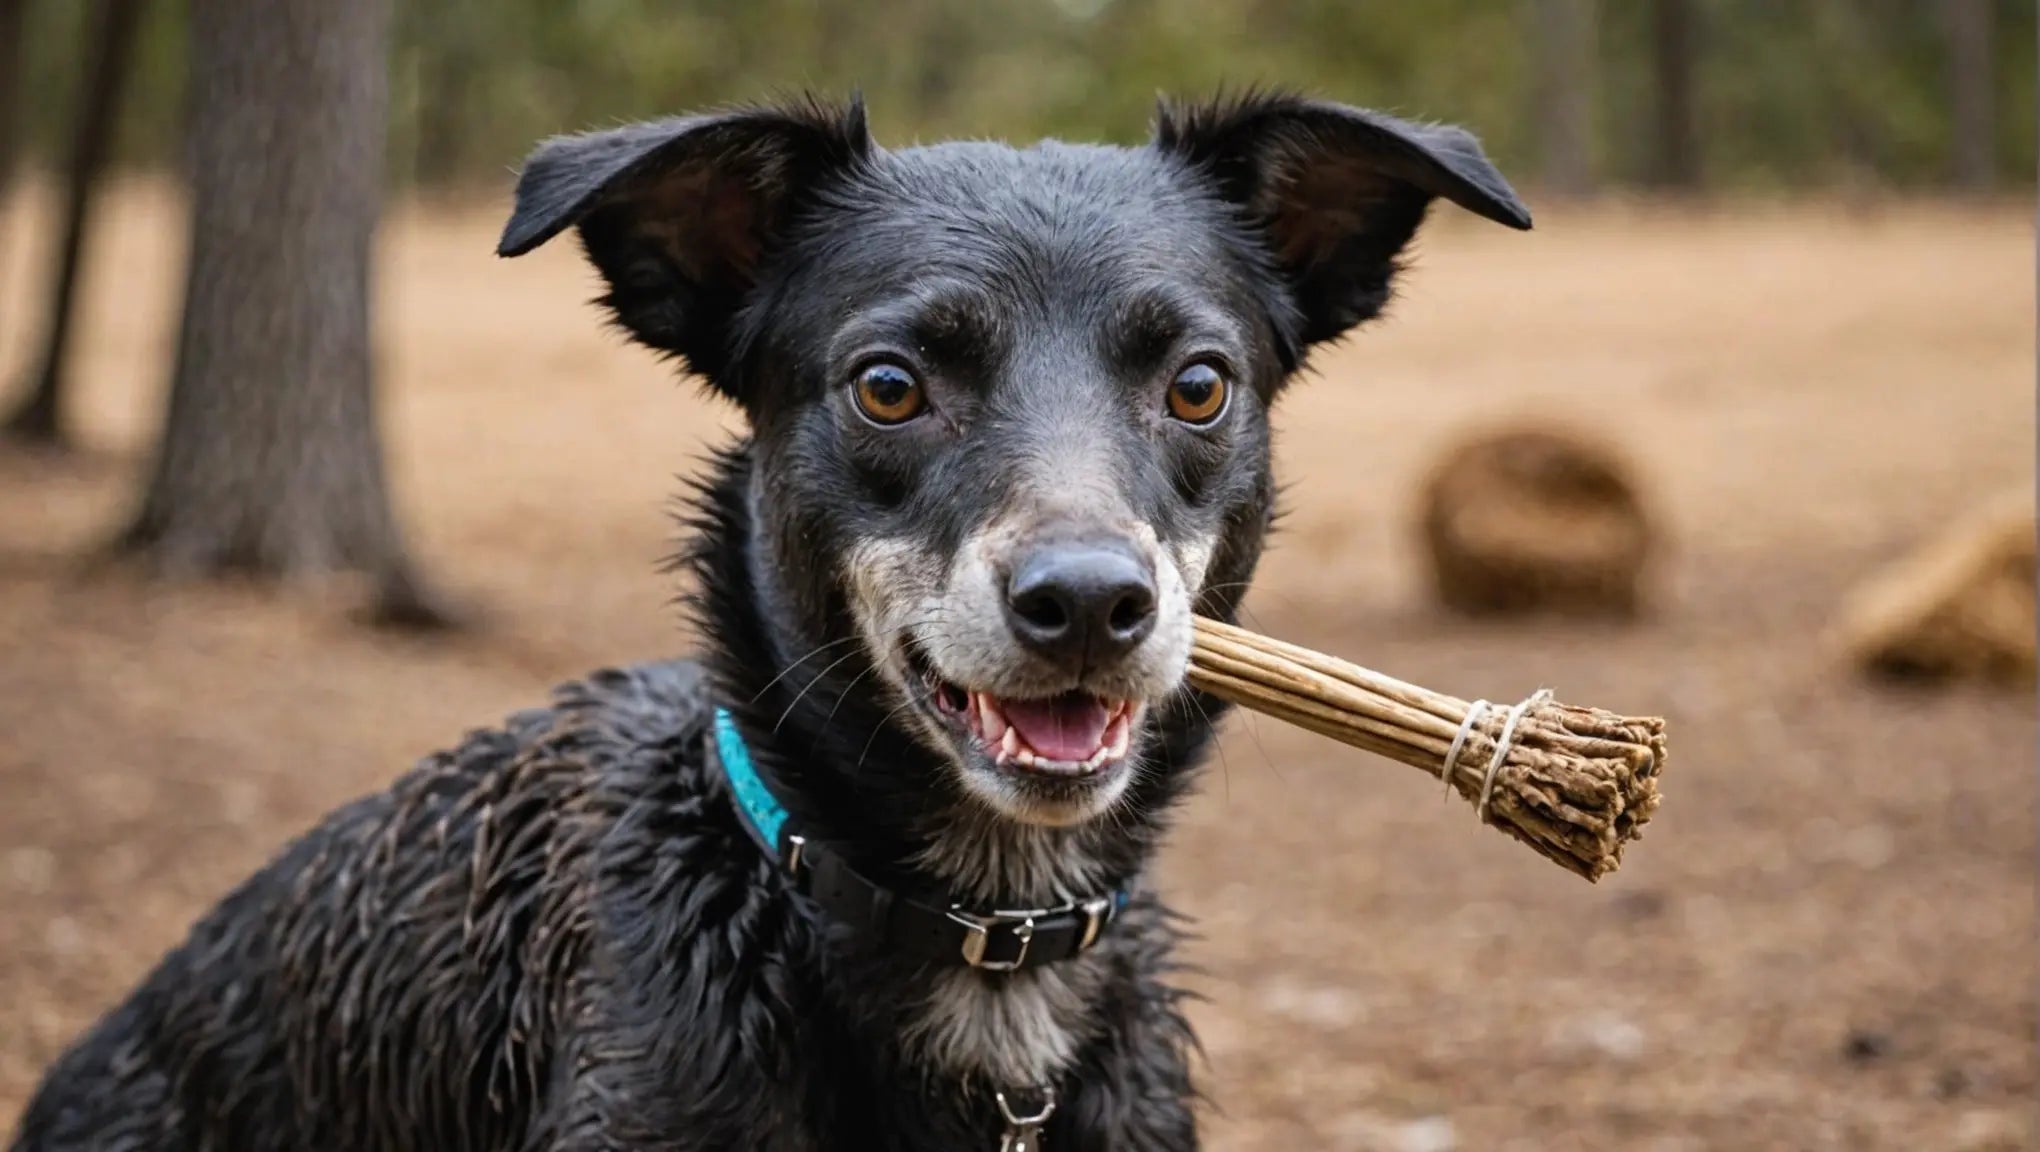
left=1001, top=537, right=1159, bottom=675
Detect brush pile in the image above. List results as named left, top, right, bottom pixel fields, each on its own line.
left=1187, top=616, right=1666, bottom=882
left=1417, top=423, right=1654, bottom=618
left=1833, top=491, right=2035, bottom=686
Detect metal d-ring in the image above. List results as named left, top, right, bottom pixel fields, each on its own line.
left=995, top=1084, right=1057, bottom=1126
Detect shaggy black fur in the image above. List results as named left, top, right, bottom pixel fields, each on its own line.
left=10, top=91, right=1527, bottom=1151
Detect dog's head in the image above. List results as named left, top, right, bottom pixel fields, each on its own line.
left=501, top=93, right=1527, bottom=830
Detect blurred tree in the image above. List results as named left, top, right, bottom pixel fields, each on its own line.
left=0, top=0, right=22, bottom=356
left=1944, top=0, right=1996, bottom=190
left=403, top=0, right=490, bottom=186
left=1530, top=0, right=1596, bottom=197
left=3, top=4, right=2034, bottom=226
left=118, top=0, right=445, bottom=627
left=2, top=0, right=146, bottom=448
left=1648, top=0, right=1701, bottom=189
left=0, top=0, right=22, bottom=205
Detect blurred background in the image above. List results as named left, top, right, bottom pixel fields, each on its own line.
left=0, top=2, right=2033, bottom=1149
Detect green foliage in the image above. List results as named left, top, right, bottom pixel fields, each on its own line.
left=14, top=0, right=2035, bottom=192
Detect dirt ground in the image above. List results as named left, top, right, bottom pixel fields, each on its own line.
left=0, top=181, right=2032, bottom=1150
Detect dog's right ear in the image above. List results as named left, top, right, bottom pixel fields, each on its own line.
left=498, top=97, right=872, bottom=393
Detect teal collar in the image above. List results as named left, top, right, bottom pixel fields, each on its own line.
left=714, top=706, right=789, bottom=852
left=708, top=705, right=1132, bottom=972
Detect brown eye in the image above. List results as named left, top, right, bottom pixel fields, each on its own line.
left=1166, top=362, right=1230, bottom=425
left=852, top=362, right=926, bottom=426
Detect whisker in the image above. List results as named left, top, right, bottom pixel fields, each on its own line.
left=1179, top=687, right=1242, bottom=803
left=771, top=645, right=872, bottom=734
left=752, top=611, right=945, bottom=711
left=1192, top=580, right=1299, bottom=629
left=808, top=661, right=884, bottom=759
left=857, top=693, right=929, bottom=775
left=748, top=632, right=869, bottom=703
left=790, top=611, right=955, bottom=754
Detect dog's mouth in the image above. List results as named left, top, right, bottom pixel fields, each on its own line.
left=905, top=642, right=1138, bottom=778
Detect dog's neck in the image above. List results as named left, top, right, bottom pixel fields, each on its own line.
left=680, top=441, right=1216, bottom=909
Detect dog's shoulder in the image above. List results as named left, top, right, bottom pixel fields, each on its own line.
left=15, top=659, right=728, bottom=1150
left=535, top=657, right=716, bottom=752
left=392, top=655, right=715, bottom=824
left=264, top=653, right=723, bottom=1015
left=355, top=655, right=714, bottom=853
left=356, top=656, right=721, bottom=938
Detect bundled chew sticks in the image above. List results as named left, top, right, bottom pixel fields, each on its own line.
left=1187, top=617, right=1666, bottom=882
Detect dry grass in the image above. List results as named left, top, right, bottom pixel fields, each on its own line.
left=0, top=180, right=2032, bottom=1150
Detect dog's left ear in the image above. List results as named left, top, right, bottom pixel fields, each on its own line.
left=1154, top=91, right=1530, bottom=356
left=497, top=97, right=872, bottom=394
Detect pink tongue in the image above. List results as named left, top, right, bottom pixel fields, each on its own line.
left=1000, top=693, right=1113, bottom=762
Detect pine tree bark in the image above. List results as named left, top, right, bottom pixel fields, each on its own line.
left=1943, top=0, right=1995, bottom=192
left=3, top=0, right=146, bottom=448
left=118, top=0, right=446, bottom=627
left=1529, top=0, right=1596, bottom=198
left=1647, top=0, right=1701, bottom=191
left=0, top=0, right=23, bottom=363
left=0, top=0, right=24, bottom=211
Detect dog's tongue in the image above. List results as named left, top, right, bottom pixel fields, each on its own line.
left=1001, top=693, right=1113, bottom=762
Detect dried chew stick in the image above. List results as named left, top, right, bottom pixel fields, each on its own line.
left=1186, top=616, right=1666, bottom=882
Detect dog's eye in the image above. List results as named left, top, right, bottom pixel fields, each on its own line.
left=1165, top=362, right=1230, bottom=425
left=852, top=362, right=927, bottom=426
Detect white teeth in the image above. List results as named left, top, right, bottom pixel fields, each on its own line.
left=1105, top=713, right=1131, bottom=759
left=977, top=694, right=1008, bottom=744
left=964, top=694, right=1142, bottom=777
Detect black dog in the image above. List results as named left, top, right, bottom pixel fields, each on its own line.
left=11, top=91, right=1528, bottom=1151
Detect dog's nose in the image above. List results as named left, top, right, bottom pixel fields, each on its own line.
left=1004, top=540, right=1159, bottom=670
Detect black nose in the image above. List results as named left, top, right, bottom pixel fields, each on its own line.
left=1003, top=540, right=1159, bottom=671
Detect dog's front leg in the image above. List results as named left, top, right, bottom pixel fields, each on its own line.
left=544, top=1049, right=820, bottom=1152
left=1046, top=964, right=1201, bottom=1151
left=537, top=952, right=827, bottom=1152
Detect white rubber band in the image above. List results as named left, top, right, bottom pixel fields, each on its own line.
left=1476, top=689, right=1553, bottom=822
left=1441, top=699, right=1490, bottom=799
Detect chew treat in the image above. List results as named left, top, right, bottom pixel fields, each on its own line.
left=1187, top=616, right=1666, bottom=882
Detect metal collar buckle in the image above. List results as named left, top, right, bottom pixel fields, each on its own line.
left=947, top=893, right=1115, bottom=971
left=1076, top=896, right=1111, bottom=952
left=948, top=906, right=1039, bottom=971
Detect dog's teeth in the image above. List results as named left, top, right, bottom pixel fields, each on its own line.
left=1000, top=727, right=1021, bottom=763
left=979, top=695, right=1008, bottom=744
left=1106, top=714, right=1131, bottom=759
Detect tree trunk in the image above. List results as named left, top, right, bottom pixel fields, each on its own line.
left=118, top=0, right=447, bottom=627
left=0, top=0, right=24, bottom=366
left=0, top=0, right=25, bottom=210
left=1943, top=0, right=1995, bottom=192
left=1647, top=0, right=1701, bottom=191
left=1529, top=0, right=1596, bottom=198
left=3, top=0, right=146, bottom=448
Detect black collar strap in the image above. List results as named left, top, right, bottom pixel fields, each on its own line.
left=712, top=707, right=1129, bottom=972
